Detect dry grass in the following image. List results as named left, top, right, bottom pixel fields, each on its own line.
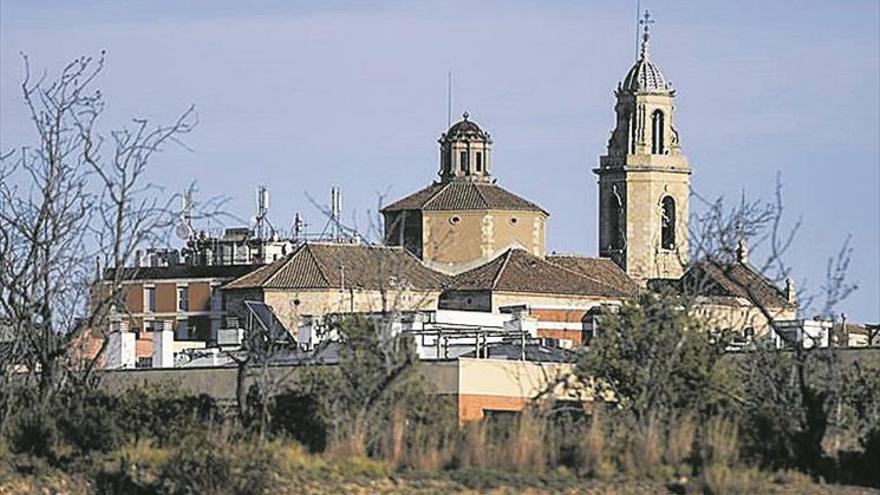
left=634, top=416, right=663, bottom=474
left=581, top=407, right=610, bottom=478
left=665, top=414, right=696, bottom=469
left=509, top=410, right=548, bottom=474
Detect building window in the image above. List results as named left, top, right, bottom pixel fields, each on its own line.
left=144, top=286, right=156, bottom=313
left=176, top=320, right=190, bottom=340
left=475, top=152, right=482, bottom=172
left=609, top=195, right=623, bottom=250
left=661, top=196, right=676, bottom=249
left=460, top=150, right=469, bottom=173
left=449, top=215, right=461, bottom=225
left=178, top=286, right=189, bottom=311
left=651, top=110, right=665, bottom=154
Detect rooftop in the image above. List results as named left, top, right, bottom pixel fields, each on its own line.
left=224, top=242, right=450, bottom=291
left=451, top=248, right=635, bottom=298
left=382, top=180, right=547, bottom=214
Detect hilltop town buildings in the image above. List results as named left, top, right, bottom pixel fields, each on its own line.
left=97, top=19, right=812, bottom=419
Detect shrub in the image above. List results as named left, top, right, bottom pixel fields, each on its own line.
left=268, top=388, right=329, bottom=452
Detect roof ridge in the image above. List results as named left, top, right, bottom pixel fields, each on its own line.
left=421, top=181, right=452, bottom=210
left=302, top=244, right=332, bottom=287
left=544, top=256, right=628, bottom=296
left=472, top=181, right=491, bottom=209
left=260, top=245, right=307, bottom=286
left=490, top=249, right=514, bottom=290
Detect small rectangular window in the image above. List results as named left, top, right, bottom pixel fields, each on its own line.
left=475, top=152, right=482, bottom=172
left=460, top=151, right=469, bottom=172
left=178, top=286, right=189, bottom=311
left=176, top=320, right=189, bottom=340
left=144, top=287, right=156, bottom=313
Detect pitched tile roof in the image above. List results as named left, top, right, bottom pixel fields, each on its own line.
left=381, top=180, right=547, bottom=215
left=672, top=260, right=793, bottom=309
left=546, top=254, right=640, bottom=296
left=450, top=248, right=633, bottom=298
left=223, top=242, right=449, bottom=291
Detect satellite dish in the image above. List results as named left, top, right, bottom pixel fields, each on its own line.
left=176, top=223, right=193, bottom=240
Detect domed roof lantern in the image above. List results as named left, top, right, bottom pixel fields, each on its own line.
left=438, top=112, right=493, bottom=182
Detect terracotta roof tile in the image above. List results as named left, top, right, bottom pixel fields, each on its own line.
left=382, top=181, right=547, bottom=214
left=675, top=261, right=793, bottom=309
left=452, top=249, right=632, bottom=298
left=546, top=255, right=640, bottom=296
left=224, top=242, right=449, bottom=291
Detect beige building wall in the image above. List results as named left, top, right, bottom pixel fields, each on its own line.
left=226, top=288, right=441, bottom=332
left=693, top=298, right=797, bottom=337
left=422, top=210, right=546, bottom=273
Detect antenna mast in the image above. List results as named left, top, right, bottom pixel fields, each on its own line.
left=634, top=0, right=642, bottom=60
left=330, top=186, right=342, bottom=242
left=447, top=70, right=453, bottom=128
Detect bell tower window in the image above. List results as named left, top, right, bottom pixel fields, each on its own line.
left=609, top=194, right=623, bottom=250
left=661, top=196, right=676, bottom=249
left=651, top=110, right=665, bottom=154
left=460, top=150, right=469, bottom=173
left=475, top=152, right=482, bottom=172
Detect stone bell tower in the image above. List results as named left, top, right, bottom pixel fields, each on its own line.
left=594, top=11, right=691, bottom=283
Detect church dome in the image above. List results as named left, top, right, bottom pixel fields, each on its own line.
left=621, top=57, right=671, bottom=93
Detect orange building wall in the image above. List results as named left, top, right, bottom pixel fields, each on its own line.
left=125, top=284, right=144, bottom=313
left=458, top=394, right=532, bottom=422
left=189, top=282, right=212, bottom=312
left=155, top=283, right=176, bottom=312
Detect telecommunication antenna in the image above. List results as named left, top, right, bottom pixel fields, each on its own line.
left=330, top=186, right=343, bottom=242
left=292, top=212, right=307, bottom=241
left=175, top=189, right=194, bottom=241
left=253, top=185, right=272, bottom=240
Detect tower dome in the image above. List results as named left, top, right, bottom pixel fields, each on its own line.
left=621, top=57, right=671, bottom=93
left=441, top=112, right=491, bottom=142
left=620, top=11, right=673, bottom=94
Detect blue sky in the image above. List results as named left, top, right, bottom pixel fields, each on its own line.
left=1, top=1, right=878, bottom=321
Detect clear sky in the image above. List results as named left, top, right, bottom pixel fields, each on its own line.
left=1, top=1, right=878, bottom=321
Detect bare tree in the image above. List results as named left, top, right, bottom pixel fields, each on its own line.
left=0, top=52, right=203, bottom=430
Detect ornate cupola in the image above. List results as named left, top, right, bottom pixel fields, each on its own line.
left=594, top=10, right=692, bottom=283
left=439, top=112, right=493, bottom=182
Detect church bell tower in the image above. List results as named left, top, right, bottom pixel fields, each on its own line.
left=594, top=11, right=691, bottom=282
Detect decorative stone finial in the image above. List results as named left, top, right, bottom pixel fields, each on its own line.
left=736, top=237, right=749, bottom=264
left=462, top=111, right=470, bottom=121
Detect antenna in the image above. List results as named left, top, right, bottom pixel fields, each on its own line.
left=330, top=186, right=342, bottom=242
left=292, top=212, right=307, bottom=241
left=447, top=70, right=453, bottom=128
left=175, top=189, right=194, bottom=241
left=634, top=0, right=642, bottom=60
left=254, top=185, right=274, bottom=240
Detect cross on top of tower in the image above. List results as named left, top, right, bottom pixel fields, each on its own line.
left=639, top=10, right=654, bottom=60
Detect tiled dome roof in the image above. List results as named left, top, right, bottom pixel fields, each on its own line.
left=622, top=56, right=671, bottom=93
